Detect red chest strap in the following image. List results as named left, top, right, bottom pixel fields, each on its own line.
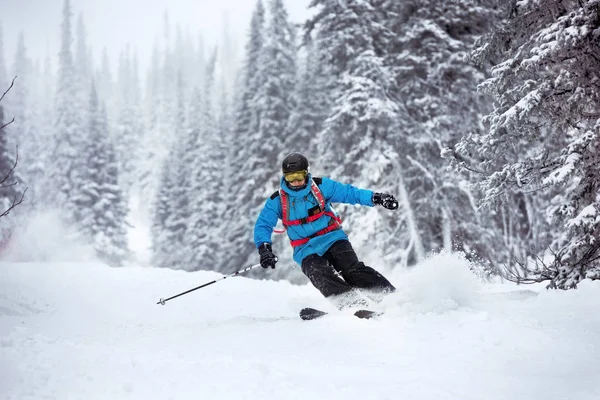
left=281, top=179, right=326, bottom=226
left=279, top=179, right=343, bottom=247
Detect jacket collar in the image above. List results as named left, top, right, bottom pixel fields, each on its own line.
left=280, top=173, right=312, bottom=197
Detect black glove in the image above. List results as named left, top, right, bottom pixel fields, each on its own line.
left=258, top=243, right=278, bottom=269
left=373, top=192, right=399, bottom=210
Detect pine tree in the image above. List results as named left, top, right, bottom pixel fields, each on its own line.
left=234, top=0, right=265, bottom=140
left=9, top=33, right=44, bottom=212
left=381, top=0, right=499, bottom=263
left=96, top=48, right=113, bottom=114
left=0, top=104, right=21, bottom=219
left=151, top=153, right=178, bottom=269
left=285, top=36, right=332, bottom=154
left=223, top=0, right=267, bottom=271
left=51, top=0, right=85, bottom=222
left=253, top=0, right=297, bottom=154
left=114, top=47, right=144, bottom=195
left=138, top=41, right=162, bottom=213
left=460, top=0, right=600, bottom=288
left=0, top=27, right=19, bottom=226
left=186, top=48, right=221, bottom=271
left=162, top=71, right=190, bottom=269
left=306, top=0, right=405, bottom=264
left=95, top=104, right=129, bottom=266
left=81, top=83, right=129, bottom=266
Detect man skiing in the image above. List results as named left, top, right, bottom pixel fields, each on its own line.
left=254, top=152, right=398, bottom=310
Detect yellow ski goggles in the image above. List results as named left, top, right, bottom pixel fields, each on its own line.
left=284, top=170, right=308, bottom=183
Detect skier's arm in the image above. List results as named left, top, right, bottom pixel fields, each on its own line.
left=253, top=194, right=282, bottom=247
left=320, top=177, right=374, bottom=207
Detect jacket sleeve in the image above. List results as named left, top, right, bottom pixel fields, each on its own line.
left=253, top=196, right=282, bottom=248
left=320, top=177, right=374, bottom=207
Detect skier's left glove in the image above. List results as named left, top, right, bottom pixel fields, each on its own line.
left=258, top=243, right=278, bottom=269
left=373, top=192, right=399, bottom=210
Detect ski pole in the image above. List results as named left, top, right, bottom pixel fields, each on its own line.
left=157, top=263, right=262, bottom=305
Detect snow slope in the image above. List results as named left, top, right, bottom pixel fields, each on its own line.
left=1, top=254, right=599, bottom=400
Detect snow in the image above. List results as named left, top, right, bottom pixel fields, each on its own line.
left=1, top=252, right=600, bottom=400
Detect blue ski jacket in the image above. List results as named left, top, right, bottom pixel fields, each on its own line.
left=254, top=174, right=375, bottom=265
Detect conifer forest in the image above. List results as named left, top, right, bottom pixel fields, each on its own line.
left=1, top=0, right=599, bottom=290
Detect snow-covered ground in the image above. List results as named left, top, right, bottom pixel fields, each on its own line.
left=1, top=253, right=599, bottom=400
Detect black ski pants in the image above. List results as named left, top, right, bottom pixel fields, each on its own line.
left=301, top=240, right=395, bottom=301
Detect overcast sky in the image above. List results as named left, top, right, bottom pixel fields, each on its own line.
left=2, top=0, right=311, bottom=74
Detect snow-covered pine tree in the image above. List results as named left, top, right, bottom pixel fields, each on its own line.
left=114, top=47, right=144, bottom=195
left=306, top=0, right=404, bottom=264
left=51, top=0, right=86, bottom=223
left=460, top=0, right=600, bottom=288
left=160, top=71, right=190, bottom=269
left=233, top=0, right=265, bottom=142
left=220, top=14, right=238, bottom=93
left=151, top=66, right=193, bottom=270
left=7, top=34, right=29, bottom=164
left=225, top=0, right=298, bottom=274
left=151, top=152, right=178, bottom=269
left=79, top=83, right=129, bottom=266
left=381, top=0, right=499, bottom=264
left=0, top=27, right=18, bottom=227
left=41, top=54, right=55, bottom=118
left=75, top=14, right=92, bottom=84
left=0, top=103, right=21, bottom=220
left=178, top=86, right=205, bottom=270
left=139, top=24, right=179, bottom=223
left=214, top=72, right=236, bottom=226
left=253, top=0, right=297, bottom=154
left=223, top=0, right=267, bottom=272
left=138, top=41, right=162, bottom=214
left=8, top=33, right=46, bottom=213
left=186, top=48, right=223, bottom=271
left=95, top=104, right=129, bottom=266
left=96, top=49, right=113, bottom=116
left=284, top=35, right=331, bottom=156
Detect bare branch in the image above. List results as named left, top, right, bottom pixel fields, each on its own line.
left=0, top=78, right=27, bottom=219
left=0, top=146, right=19, bottom=186
left=500, top=248, right=558, bottom=285
left=1, top=146, right=27, bottom=218
left=0, top=76, right=16, bottom=104
left=0, top=116, right=15, bottom=131
left=0, top=187, right=27, bottom=218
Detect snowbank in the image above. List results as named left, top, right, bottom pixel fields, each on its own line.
left=1, top=253, right=599, bottom=400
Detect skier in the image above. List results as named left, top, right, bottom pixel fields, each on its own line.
left=254, top=152, right=398, bottom=310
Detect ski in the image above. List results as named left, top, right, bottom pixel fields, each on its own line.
left=354, top=309, right=383, bottom=319
left=299, top=307, right=383, bottom=321
left=299, top=307, right=328, bottom=320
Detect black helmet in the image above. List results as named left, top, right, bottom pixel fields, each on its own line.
left=282, top=153, right=309, bottom=174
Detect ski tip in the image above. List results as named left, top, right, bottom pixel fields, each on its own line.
left=354, top=309, right=383, bottom=319
left=299, top=307, right=328, bottom=321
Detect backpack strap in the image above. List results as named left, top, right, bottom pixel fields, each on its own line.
left=279, top=178, right=342, bottom=247
left=282, top=179, right=328, bottom=226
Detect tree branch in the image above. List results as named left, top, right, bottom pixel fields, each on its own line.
left=0, top=79, right=26, bottom=219
left=0, top=116, right=15, bottom=131
left=0, top=147, right=19, bottom=186
left=0, top=76, right=16, bottom=104
left=0, top=147, right=27, bottom=218
left=0, top=187, right=27, bottom=218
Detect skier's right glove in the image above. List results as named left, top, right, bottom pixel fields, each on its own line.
left=373, top=192, right=399, bottom=210
left=258, top=243, right=278, bottom=269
